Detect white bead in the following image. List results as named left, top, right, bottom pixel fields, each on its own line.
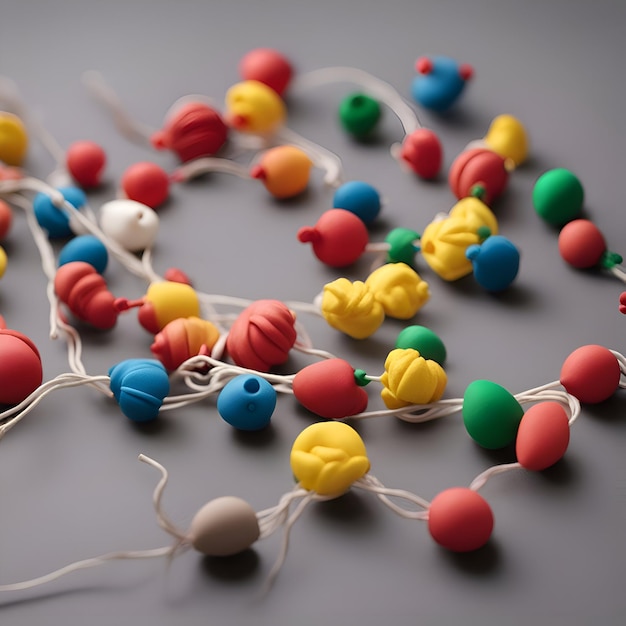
left=188, top=496, right=260, bottom=556
left=99, top=199, right=159, bottom=252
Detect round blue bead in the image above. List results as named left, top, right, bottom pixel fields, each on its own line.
left=466, top=235, right=520, bottom=292
left=333, top=181, right=381, bottom=225
left=58, top=234, right=109, bottom=274
left=217, top=375, right=276, bottom=431
left=33, top=186, right=87, bottom=238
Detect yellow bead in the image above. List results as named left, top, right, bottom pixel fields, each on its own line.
left=365, top=263, right=430, bottom=319
left=448, top=197, right=498, bottom=235
left=380, top=348, right=447, bottom=408
left=321, top=278, right=385, bottom=339
left=147, top=281, right=200, bottom=330
left=225, top=80, right=286, bottom=135
left=483, top=114, right=529, bottom=168
left=0, top=112, right=28, bottom=167
left=290, top=422, right=370, bottom=496
left=0, top=245, right=7, bottom=279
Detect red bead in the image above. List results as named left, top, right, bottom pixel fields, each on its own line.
left=399, top=129, right=442, bottom=180
left=297, top=209, right=369, bottom=267
left=448, top=148, right=508, bottom=204
left=238, top=48, right=293, bottom=96
left=515, top=402, right=570, bottom=471
left=558, top=219, right=606, bottom=269
left=0, top=199, right=13, bottom=240
left=0, top=329, right=43, bottom=405
left=560, top=344, right=621, bottom=404
left=121, top=162, right=169, bottom=209
left=415, top=57, right=433, bottom=75
left=293, top=359, right=368, bottom=419
left=66, top=140, right=106, bottom=188
left=428, top=487, right=494, bottom=552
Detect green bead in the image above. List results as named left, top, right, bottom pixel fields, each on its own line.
left=532, top=168, right=584, bottom=227
left=462, top=380, right=524, bottom=449
left=395, top=325, right=446, bottom=365
left=339, top=93, right=382, bottom=138
left=385, top=227, right=420, bottom=265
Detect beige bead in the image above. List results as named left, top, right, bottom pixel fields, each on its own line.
left=188, top=496, right=260, bottom=557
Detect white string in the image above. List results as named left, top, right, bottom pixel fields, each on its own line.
left=354, top=474, right=430, bottom=520
left=137, top=454, right=188, bottom=541
left=82, top=70, right=155, bottom=147
left=469, top=462, right=522, bottom=492
left=274, top=127, right=343, bottom=188
left=0, top=546, right=174, bottom=592
left=171, top=157, right=251, bottom=182
left=609, top=265, right=626, bottom=283
left=0, top=374, right=111, bottom=439
left=292, top=66, right=422, bottom=135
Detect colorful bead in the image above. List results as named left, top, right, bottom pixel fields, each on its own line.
left=217, top=374, right=277, bottom=431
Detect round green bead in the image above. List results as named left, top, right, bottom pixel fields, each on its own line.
left=532, top=168, right=584, bottom=227
left=385, top=227, right=420, bottom=265
left=462, top=380, right=524, bottom=449
left=339, top=92, right=382, bottom=138
left=395, top=325, right=446, bottom=365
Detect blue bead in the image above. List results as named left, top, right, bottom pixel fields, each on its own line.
left=466, top=235, right=520, bottom=292
left=217, top=375, right=276, bottom=431
left=108, top=359, right=170, bottom=422
left=411, top=56, right=468, bottom=112
left=33, top=186, right=87, bottom=238
left=58, top=235, right=109, bottom=274
left=333, top=181, right=381, bottom=225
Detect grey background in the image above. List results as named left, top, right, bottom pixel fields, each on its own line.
left=0, top=0, right=625, bottom=624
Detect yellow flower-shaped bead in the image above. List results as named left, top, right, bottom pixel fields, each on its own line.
left=321, top=277, right=385, bottom=339
left=365, top=263, right=430, bottom=319
left=483, top=114, right=529, bottom=168
left=448, top=197, right=499, bottom=236
left=380, top=348, right=447, bottom=409
left=290, top=422, right=370, bottom=496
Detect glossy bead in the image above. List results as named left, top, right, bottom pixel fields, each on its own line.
left=189, top=497, right=260, bottom=556
left=290, top=422, right=370, bottom=496
left=33, top=186, right=87, bottom=238
left=462, top=380, right=524, bottom=449
left=394, top=325, right=446, bottom=365
left=339, top=93, right=381, bottom=138
left=515, top=402, right=570, bottom=471
left=0, top=112, right=28, bottom=166
left=448, top=148, right=509, bottom=205
left=121, top=162, right=169, bottom=209
left=238, top=48, right=293, bottom=96
left=226, top=300, right=296, bottom=372
left=217, top=375, right=277, bottom=431
left=292, top=358, right=369, bottom=419
left=399, top=128, right=442, bottom=179
left=466, top=235, right=520, bottom=292
left=428, top=487, right=493, bottom=552
left=65, top=140, right=106, bottom=188
left=560, top=344, right=621, bottom=404
left=225, top=80, right=286, bottom=135
left=533, top=168, right=584, bottom=227
left=99, top=199, right=159, bottom=252
left=380, top=348, right=447, bottom=409
left=58, top=234, right=109, bottom=274
left=412, top=56, right=473, bottom=112
left=558, top=219, right=607, bottom=269
left=151, top=101, right=228, bottom=162
left=108, top=359, right=170, bottom=422
left=297, top=209, right=369, bottom=267
left=333, top=181, right=381, bottom=225
left=0, top=329, right=43, bottom=405
left=249, top=145, right=312, bottom=199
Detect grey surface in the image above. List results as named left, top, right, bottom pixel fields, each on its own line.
left=0, top=0, right=625, bottom=624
